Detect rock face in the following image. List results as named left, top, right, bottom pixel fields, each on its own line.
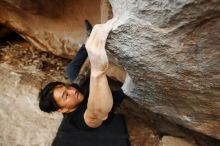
left=108, top=0, right=220, bottom=139
left=0, top=0, right=101, bottom=58
left=159, top=136, right=197, bottom=146
left=0, top=0, right=125, bottom=82
left=0, top=63, right=62, bottom=146
left=0, top=0, right=220, bottom=140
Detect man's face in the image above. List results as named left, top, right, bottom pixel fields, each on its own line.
left=53, top=84, right=84, bottom=113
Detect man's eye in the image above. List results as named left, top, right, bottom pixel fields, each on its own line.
left=62, top=92, right=68, bottom=100
left=65, top=93, right=69, bottom=99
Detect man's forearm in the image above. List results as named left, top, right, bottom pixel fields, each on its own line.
left=84, top=18, right=117, bottom=128
left=87, top=71, right=113, bottom=119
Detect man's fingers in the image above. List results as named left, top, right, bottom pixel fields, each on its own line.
left=87, top=17, right=118, bottom=45
left=105, top=17, right=117, bottom=26
left=93, top=18, right=117, bottom=33
left=104, top=17, right=117, bottom=32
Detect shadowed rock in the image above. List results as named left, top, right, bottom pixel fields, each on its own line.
left=0, top=0, right=101, bottom=58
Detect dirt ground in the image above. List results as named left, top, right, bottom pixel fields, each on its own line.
left=0, top=39, right=220, bottom=146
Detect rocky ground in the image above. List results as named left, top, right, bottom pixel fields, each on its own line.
left=0, top=38, right=219, bottom=146
left=0, top=41, right=69, bottom=84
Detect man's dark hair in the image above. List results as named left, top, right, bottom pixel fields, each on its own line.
left=70, top=83, right=84, bottom=95
left=39, top=81, right=84, bottom=113
left=38, top=81, right=65, bottom=113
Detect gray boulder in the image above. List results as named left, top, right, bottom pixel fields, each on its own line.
left=108, top=0, right=220, bottom=139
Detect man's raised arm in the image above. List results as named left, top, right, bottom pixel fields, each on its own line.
left=66, top=44, right=88, bottom=83
left=83, top=18, right=117, bottom=128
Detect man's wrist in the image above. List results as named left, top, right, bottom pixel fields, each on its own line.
left=90, top=69, right=106, bottom=78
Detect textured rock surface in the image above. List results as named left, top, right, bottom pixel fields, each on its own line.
left=0, top=0, right=220, bottom=140
left=107, top=0, right=220, bottom=139
left=0, top=42, right=220, bottom=146
left=159, top=136, right=197, bottom=146
left=0, top=63, right=62, bottom=146
left=0, top=0, right=101, bottom=58
left=0, top=0, right=125, bottom=82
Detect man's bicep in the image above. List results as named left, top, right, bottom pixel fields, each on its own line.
left=83, top=109, right=107, bottom=128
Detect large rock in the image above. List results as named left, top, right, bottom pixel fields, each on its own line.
left=0, top=63, right=62, bottom=146
left=159, top=136, right=197, bottom=146
left=0, top=0, right=125, bottom=82
left=0, top=0, right=101, bottom=58
left=0, top=0, right=219, bottom=140
left=107, top=0, right=220, bottom=139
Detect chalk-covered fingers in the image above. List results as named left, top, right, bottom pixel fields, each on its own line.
left=95, top=17, right=117, bottom=40
left=87, top=17, right=117, bottom=48
left=85, top=18, right=117, bottom=74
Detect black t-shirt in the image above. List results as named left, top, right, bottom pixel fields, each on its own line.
left=53, top=44, right=130, bottom=145
left=63, top=79, right=125, bottom=130
left=52, top=80, right=130, bottom=146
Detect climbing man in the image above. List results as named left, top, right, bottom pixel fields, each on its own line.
left=38, top=18, right=134, bottom=146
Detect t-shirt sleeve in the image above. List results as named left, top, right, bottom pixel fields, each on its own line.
left=69, top=102, right=92, bottom=130
left=112, top=89, right=125, bottom=107
left=69, top=88, right=125, bottom=130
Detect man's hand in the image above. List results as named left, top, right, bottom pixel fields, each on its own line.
left=84, top=18, right=117, bottom=128
left=85, top=18, right=117, bottom=75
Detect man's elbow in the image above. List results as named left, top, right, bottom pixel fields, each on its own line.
left=84, top=109, right=109, bottom=128
left=87, top=98, right=113, bottom=117
left=85, top=119, right=103, bottom=128
left=89, top=108, right=109, bottom=122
